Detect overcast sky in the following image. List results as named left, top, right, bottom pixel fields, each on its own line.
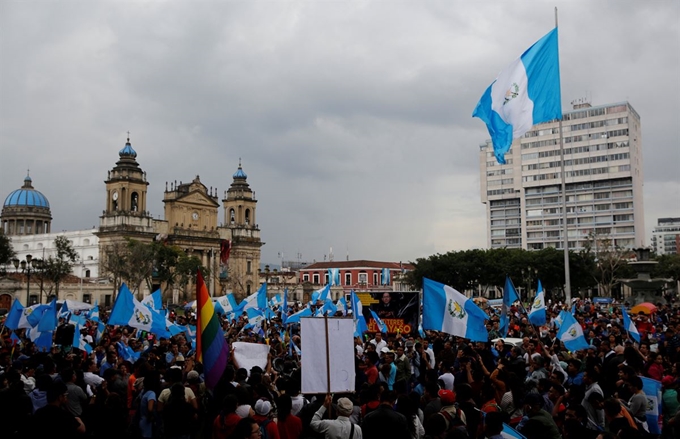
left=1, top=1, right=678, bottom=266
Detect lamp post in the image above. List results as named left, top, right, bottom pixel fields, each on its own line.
left=12, top=254, right=35, bottom=305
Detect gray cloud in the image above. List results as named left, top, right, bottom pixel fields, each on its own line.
left=1, top=1, right=678, bottom=265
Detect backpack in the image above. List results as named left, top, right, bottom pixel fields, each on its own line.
left=259, top=419, right=273, bottom=439
left=438, top=407, right=468, bottom=437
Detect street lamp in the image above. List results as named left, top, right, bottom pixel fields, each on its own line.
left=12, top=254, right=36, bottom=305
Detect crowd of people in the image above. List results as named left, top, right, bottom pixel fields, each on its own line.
left=1, top=297, right=680, bottom=439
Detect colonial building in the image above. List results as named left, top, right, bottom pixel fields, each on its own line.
left=1, top=136, right=263, bottom=307
left=96, top=138, right=263, bottom=301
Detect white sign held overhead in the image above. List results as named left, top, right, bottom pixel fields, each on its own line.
left=301, top=317, right=355, bottom=394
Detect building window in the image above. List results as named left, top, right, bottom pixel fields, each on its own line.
left=303, top=274, right=309, bottom=282
left=345, top=272, right=351, bottom=286
left=324, top=273, right=329, bottom=285
left=85, top=270, right=91, bottom=278
left=83, top=294, right=91, bottom=304
left=247, top=260, right=252, bottom=274
left=358, top=272, right=367, bottom=284
left=372, top=272, right=378, bottom=285
left=131, top=192, right=139, bottom=211
left=247, top=284, right=251, bottom=295
left=104, top=295, right=112, bottom=307
left=230, top=209, right=235, bottom=224
left=313, top=273, right=320, bottom=284
left=245, top=209, right=250, bottom=225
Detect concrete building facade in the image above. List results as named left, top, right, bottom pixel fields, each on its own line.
left=480, top=101, right=644, bottom=252
left=651, top=217, right=680, bottom=255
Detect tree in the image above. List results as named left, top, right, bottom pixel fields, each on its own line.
left=42, top=235, right=79, bottom=297
left=0, top=230, right=16, bottom=269
left=174, top=252, right=208, bottom=302
left=583, top=232, right=635, bottom=298
left=652, top=254, right=680, bottom=283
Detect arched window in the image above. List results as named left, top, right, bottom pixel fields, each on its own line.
left=85, top=270, right=91, bottom=278
left=245, top=209, right=250, bottom=225
left=230, top=209, right=235, bottom=224
left=131, top=192, right=139, bottom=211
left=83, top=239, right=90, bottom=246
left=23, top=244, right=29, bottom=250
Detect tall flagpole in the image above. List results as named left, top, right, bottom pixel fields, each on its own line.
left=556, top=7, right=572, bottom=303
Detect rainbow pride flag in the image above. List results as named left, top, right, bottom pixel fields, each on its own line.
left=196, top=270, right=228, bottom=388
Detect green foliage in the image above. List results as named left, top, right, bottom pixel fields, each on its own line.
left=0, top=230, right=16, bottom=267
left=407, top=247, right=597, bottom=298
left=42, top=235, right=79, bottom=295
left=652, top=254, right=680, bottom=282
left=101, top=238, right=208, bottom=300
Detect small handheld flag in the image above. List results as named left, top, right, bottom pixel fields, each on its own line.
left=527, top=280, right=546, bottom=326
left=501, top=277, right=519, bottom=337
left=621, top=307, right=641, bottom=343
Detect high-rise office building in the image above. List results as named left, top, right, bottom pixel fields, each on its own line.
left=651, top=218, right=680, bottom=255
left=479, top=101, right=644, bottom=251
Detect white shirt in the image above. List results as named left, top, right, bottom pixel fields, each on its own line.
left=311, top=406, right=362, bottom=439
left=84, top=371, right=105, bottom=388
left=438, top=372, right=455, bottom=391
left=370, top=338, right=387, bottom=353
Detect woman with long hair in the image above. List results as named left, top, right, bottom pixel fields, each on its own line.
left=276, top=394, right=302, bottom=439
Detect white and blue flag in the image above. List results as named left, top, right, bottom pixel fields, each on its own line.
left=216, top=293, right=241, bottom=315
left=323, top=298, right=338, bottom=316
left=285, top=307, right=312, bottom=325
left=96, top=321, right=106, bottom=343
left=141, top=289, right=162, bottom=310
left=641, top=377, right=662, bottom=435
left=621, top=307, right=641, bottom=343
left=337, top=296, right=348, bottom=316
left=37, top=299, right=58, bottom=332
left=556, top=311, right=589, bottom=352
left=501, top=277, right=519, bottom=337
left=328, top=268, right=340, bottom=286
left=501, top=423, right=527, bottom=439
left=528, top=280, right=546, bottom=326
left=422, top=278, right=489, bottom=342
left=108, top=284, right=170, bottom=338
left=311, top=284, right=331, bottom=304
left=370, top=309, right=388, bottom=334
left=282, top=288, right=289, bottom=325
left=350, top=290, right=369, bottom=337
left=88, top=304, right=100, bottom=322
left=5, top=301, right=45, bottom=330
left=473, top=28, right=562, bottom=164
left=381, top=268, right=391, bottom=286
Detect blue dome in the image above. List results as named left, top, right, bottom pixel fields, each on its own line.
left=4, top=176, right=50, bottom=208
left=119, top=139, right=137, bottom=158
left=233, top=165, right=247, bottom=179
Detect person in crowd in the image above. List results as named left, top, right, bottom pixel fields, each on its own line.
left=310, top=394, right=362, bottom=439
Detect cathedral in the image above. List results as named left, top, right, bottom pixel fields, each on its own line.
left=1, top=137, right=263, bottom=307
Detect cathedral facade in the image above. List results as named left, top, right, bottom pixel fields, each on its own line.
left=1, top=137, right=263, bottom=306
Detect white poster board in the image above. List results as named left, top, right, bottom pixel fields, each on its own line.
left=301, top=317, right=355, bottom=394
left=232, top=342, right=270, bottom=375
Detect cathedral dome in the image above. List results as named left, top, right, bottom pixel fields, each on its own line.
left=3, top=175, right=50, bottom=208
left=119, top=138, right=137, bottom=158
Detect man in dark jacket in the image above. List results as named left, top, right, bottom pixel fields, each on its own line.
left=361, top=390, right=410, bottom=439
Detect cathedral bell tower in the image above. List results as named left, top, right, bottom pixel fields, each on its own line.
left=221, top=161, right=263, bottom=297
left=96, top=137, right=156, bottom=276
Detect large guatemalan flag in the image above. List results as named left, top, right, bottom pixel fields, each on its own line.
left=473, top=28, right=562, bottom=164
left=422, top=278, right=488, bottom=342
